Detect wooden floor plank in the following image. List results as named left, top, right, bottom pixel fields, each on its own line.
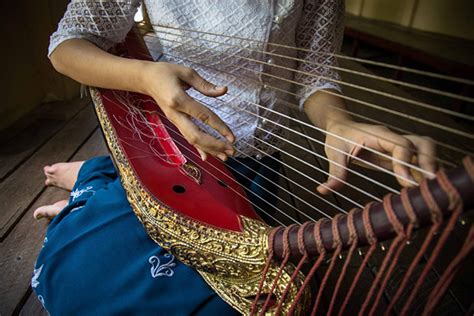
left=19, top=291, right=48, bottom=316
left=0, top=105, right=98, bottom=240
left=0, top=188, right=69, bottom=315
left=0, top=129, right=108, bottom=316
left=0, top=98, right=89, bottom=181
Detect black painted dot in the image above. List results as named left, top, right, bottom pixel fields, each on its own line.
left=173, top=185, right=186, bottom=193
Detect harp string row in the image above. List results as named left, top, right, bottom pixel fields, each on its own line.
left=158, top=47, right=471, bottom=161
left=151, top=28, right=474, bottom=111
left=149, top=24, right=474, bottom=86
left=158, top=49, right=436, bottom=180
left=151, top=46, right=471, bottom=168
left=128, top=45, right=472, bottom=163
left=151, top=35, right=474, bottom=139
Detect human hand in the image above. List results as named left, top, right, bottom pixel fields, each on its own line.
left=143, top=62, right=235, bottom=161
left=317, top=121, right=437, bottom=194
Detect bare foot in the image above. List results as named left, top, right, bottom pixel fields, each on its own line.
left=44, top=161, right=84, bottom=191
left=33, top=200, right=69, bottom=220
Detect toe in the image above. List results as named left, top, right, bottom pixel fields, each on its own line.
left=44, top=165, right=53, bottom=175
left=33, top=206, right=46, bottom=219
left=34, top=204, right=63, bottom=220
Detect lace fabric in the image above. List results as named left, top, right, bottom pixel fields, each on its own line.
left=49, top=0, right=343, bottom=158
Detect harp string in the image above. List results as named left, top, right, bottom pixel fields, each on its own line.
left=208, top=95, right=410, bottom=193
left=107, top=92, right=291, bottom=225
left=151, top=28, right=474, bottom=113
left=184, top=90, right=398, bottom=200
left=159, top=109, right=353, bottom=215
left=108, top=90, right=354, bottom=215
left=149, top=24, right=474, bottom=86
left=140, top=46, right=434, bottom=188
left=152, top=35, right=474, bottom=139
left=234, top=138, right=361, bottom=210
left=131, top=47, right=470, bottom=163
left=157, top=50, right=436, bottom=182
left=152, top=47, right=471, bottom=168
left=199, top=97, right=396, bottom=198
left=165, top=49, right=470, bottom=162
left=109, top=90, right=347, bottom=219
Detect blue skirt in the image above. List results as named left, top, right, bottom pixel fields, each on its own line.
left=33, top=154, right=281, bottom=315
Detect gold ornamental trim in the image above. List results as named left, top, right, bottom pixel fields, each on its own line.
left=90, top=88, right=309, bottom=315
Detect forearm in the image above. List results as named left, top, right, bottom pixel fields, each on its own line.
left=50, top=39, right=151, bottom=95
left=303, top=90, right=352, bottom=131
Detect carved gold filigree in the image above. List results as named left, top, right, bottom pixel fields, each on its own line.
left=180, top=162, right=202, bottom=184
left=91, top=88, right=310, bottom=315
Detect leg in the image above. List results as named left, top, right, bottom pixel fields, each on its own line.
left=35, top=156, right=118, bottom=223
left=33, top=175, right=238, bottom=315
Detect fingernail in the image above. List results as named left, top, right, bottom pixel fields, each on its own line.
left=217, top=153, right=227, bottom=161
left=226, top=135, right=235, bottom=143
left=225, top=149, right=234, bottom=157
left=215, top=85, right=226, bottom=90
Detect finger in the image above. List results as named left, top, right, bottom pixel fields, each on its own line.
left=317, top=149, right=349, bottom=195
left=178, top=94, right=235, bottom=144
left=405, top=135, right=437, bottom=177
left=180, top=68, right=228, bottom=97
left=172, top=112, right=233, bottom=156
left=195, top=144, right=229, bottom=161
left=377, top=135, right=416, bottom=187
left=196, top=147, right=208, bottom=161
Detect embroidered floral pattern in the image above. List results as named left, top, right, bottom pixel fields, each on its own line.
left=148, top=253, right=176, bottom=278
left=70, top=186, right=95, bottom=201
left=32, top=264, right=44, bottom=288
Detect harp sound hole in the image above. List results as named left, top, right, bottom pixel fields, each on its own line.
left=217, top=180, right=228, bottom=188
left=173, top=185, right=186, bottom=193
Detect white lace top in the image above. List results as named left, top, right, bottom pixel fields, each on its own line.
left=49, top=0, right=344, bottom=158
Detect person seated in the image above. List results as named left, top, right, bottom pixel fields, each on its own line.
left=32, top=0, right=436, bottom=314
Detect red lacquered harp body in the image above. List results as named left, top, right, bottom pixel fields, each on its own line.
left=91, top=29, right=474, bottom=315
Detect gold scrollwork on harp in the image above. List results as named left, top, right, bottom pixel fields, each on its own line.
left=91, top=88, right=309, bottom=315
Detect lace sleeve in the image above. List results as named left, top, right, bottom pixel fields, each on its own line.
left=48, top=0, right=142, bottom=57
left=294, top=0, right=345, bottom=109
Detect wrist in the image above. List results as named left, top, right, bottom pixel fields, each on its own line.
left=326, top=116, right=355, bottom=135
left=131, top=60, right=156, bottom=95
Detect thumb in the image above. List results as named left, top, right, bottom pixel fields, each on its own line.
left=183, top=69, right=227, bottom=97
left=317, top=150, right=349, bottom=195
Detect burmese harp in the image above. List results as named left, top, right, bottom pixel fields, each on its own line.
left=90, top=26, right=474, bottom=315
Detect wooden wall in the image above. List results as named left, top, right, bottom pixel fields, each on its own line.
left=346, top=0, right=474, bottom=41
left=0, top=1, right=79, bottom=130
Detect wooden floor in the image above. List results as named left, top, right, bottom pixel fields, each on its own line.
left=0, top=98, right=109, bottom=315
left=1, top=51, right=473, bottom=314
